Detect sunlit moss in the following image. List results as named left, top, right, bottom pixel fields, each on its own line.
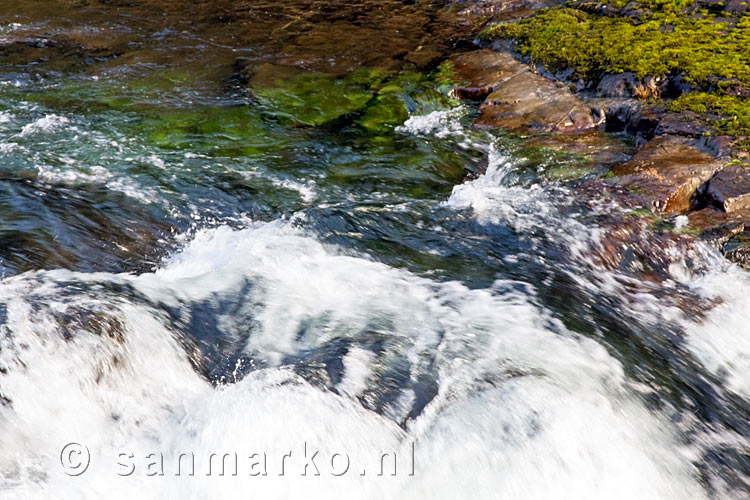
left=480, top=8, right=750, bottom=86
left=670, top=92, right=750, bottom=136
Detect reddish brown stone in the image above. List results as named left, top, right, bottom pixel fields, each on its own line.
left=474, top=71, right=604, bottom=133
left=450, top=85, right=495, bottom=101
left=606, top=135, right=723, bottom=214
left=448, top=50, right=526, bottom=89
left=706, top=163, right=750, bottom=213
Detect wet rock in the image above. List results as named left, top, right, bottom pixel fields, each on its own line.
left=243, top=63, right=373, bottom=126
left=587, top=208, right=698, bottom=284
left=593, top=98, right=661, bottom=143
left=654, top=112, right=712, bottom=138
left=706, top=163, right=750, bottom=213
left=524, top=132, right=634, bottom=179
left=447, top=49, right=524, bottom=101
left=474, top=71, right=605, bottom=133
left=453, top=0, right=563, bottom=19
left=448, top=49, right=526, bottom=91
left=723, top=231, right=750, bottom=269
left=687, top=206, right=749, bottom=243
left=403, top=46, right=444, bottom=68
left=699, top=135, right=736, bottom=158
left=686, top=206, right=750, bottom=268
left=0, top=174, right=173, bottom=276
left=451, top=85, right=495, bottom=101
left=596, top=72, right=662, bottom=99
left=606, top=135, right=724, bottom=214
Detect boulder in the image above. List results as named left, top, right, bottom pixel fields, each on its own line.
left=654, top=112, right=712, bottom=138
left=706, top=163, right=750, bottom=213
left=606, top=135, right=723, bottom=214
left=447, top=49, right=527, bottom=96
left=596, top=72, right=640, bottom=98
left=596, top=74, right=662, bottom=99
left=474, top=70, right=605, bottom=133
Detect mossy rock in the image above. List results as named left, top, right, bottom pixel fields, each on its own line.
left=670, top=92, right=750, bottom=136
left=357, top=94, right=410, bottom=132
left=141, top=105, right=280, bottom=156
left=480, top=8, right=750, bottom=86
left=252, top=67, right=374, bottom=127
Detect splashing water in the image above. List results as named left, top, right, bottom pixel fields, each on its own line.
left=2, top=1, right=750, bottom=498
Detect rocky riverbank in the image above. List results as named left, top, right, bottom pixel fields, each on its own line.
left=2, top=0, right=749, bottom=275
left=447, top=0, right=750, bottom=271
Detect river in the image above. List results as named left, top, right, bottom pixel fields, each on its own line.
left=1, top=1, right=750, bottom=498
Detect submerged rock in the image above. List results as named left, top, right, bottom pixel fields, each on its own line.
left=523, top=132, right=634, bottom=179
left=244, top=63, right=374, bottom=126
left=606, top=135, right=724, bottom=214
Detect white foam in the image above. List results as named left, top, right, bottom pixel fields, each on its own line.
left=270, top=178, right=317, bottom=203
left=19, top=114, right=70, bottom=137
left=397, top=108, right=465, bottom=138
left=678, top=265, right=750, bottom=399
left=0, top=221, right=709, bottom=498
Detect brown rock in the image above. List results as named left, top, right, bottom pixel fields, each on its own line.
left=474, top=71, right=605, bottom=133
left=595, top=72, right=663, bottom=99
left=654, top=112, right=711, bottom=138
left=448, top=50, right=526, bottom=89
left=606, top=135, right=723, bottom=214
left=451, top=85, right=495, bottom=101
left=706, top=164, right=750, bottom=213
left=525, top=132, right=634, bottom=171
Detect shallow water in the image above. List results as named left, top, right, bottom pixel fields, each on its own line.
left=2, top=1, right=750, bottom=499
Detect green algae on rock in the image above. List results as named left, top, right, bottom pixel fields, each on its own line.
left=141, top=106, right=283, bottom=156
left=247, top=64, right=457, bottom=131
left=252, top=69, right=374, bottom=127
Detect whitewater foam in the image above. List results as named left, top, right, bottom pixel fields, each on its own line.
left=19, top=114, right=71, bottom=137
left=0, top=220, right=709, bottom=499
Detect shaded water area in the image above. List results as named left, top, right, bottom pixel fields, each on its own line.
left=2, top=1, right=750, bottom=498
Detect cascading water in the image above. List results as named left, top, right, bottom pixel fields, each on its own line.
left=2, top=2, right=750, bottom=498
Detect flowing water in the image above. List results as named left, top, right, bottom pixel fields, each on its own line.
left=2, top=1, right=750, bottom=498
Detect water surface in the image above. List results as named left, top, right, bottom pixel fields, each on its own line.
left=1, top=1, right=750, bottom=498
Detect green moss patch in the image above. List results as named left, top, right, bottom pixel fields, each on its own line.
left=480, top=8, right=750, bottom=86
left=670, top=92, right=750, bottom=136
left=481, top=6, right=750, bottom=140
